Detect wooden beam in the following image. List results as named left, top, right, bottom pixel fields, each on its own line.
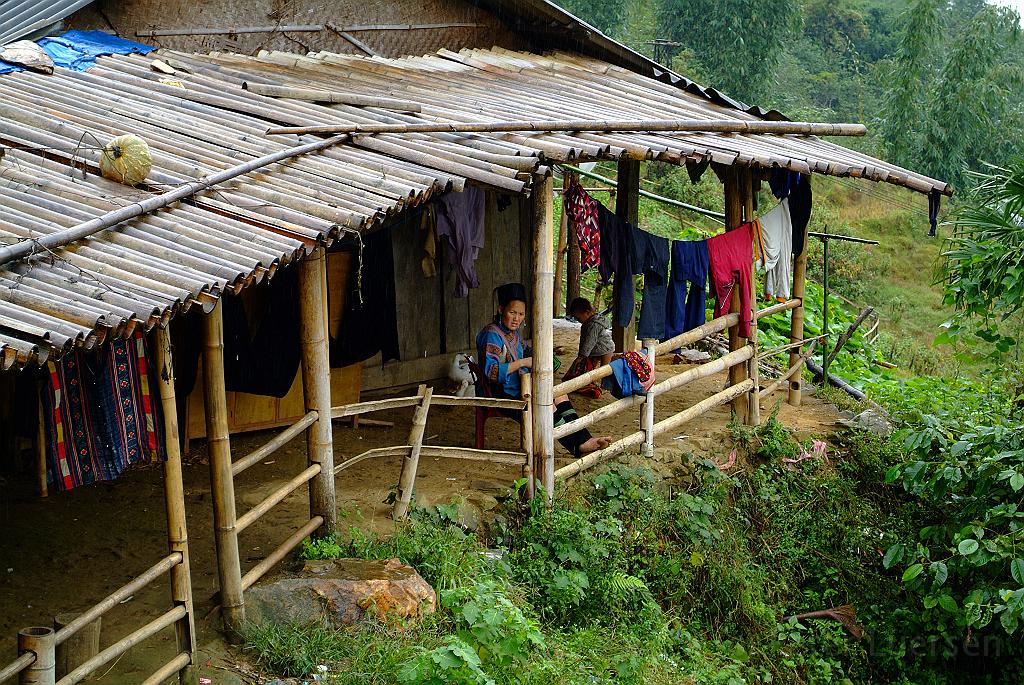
left=154, top=326, right=199, bottom=685
left=742, top=169, right=760, bottom=427
left=612, top=159, right=640, bottom=353
left=553, top=174, right=569, bottom=317
left=240, top=83, right=421, bottom=112
left=298, top=248, right=337, bottom=539
left=201, top=300, right=244, bottom=640
left=393, top=386, right=433, bottom=520
left=789, top=206, right=812, bottom=406
left=531, top=174, right=556, bottom=502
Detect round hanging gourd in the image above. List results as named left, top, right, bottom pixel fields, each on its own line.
left=99, top=134, right=152, bottom=186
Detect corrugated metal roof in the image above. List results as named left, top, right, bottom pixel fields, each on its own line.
left=0, top=0, right=95, bottom=45
left=0, top=46, right=947, bottom=369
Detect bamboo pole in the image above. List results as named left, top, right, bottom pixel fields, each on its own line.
left=0, top=135, right=352, bottom=267
left=824, top=307, right=874, bottom=368
left=531, top=174, right=556, bottom=502
left=789, top=209, right=812, bottom=406
left=136, top=24, right=324, bottom=36
left=642, top=339, right=657, bottom=458
left=299, top=248, right=337, bottom=539
left=555, top=380, right=755, bottom=480
left=553, top=174, right=569, bottom=318
left=201, top=300, right=244, bottom=640
left=241, top=83, right=422, bottom=112
left=234, top=464, right=322, bottom=533
left=723, top=167, right=748, bottom=421
left=240, top=517, right=323, bottom=591
left=742, top=170, right=760, bottom=426
left=36, top=392, right=47, bottom=498
left=761, top=341, right=819, bottom=399
left=154, top=326, right=198, bottom=685
left=613, top=159, right=640, bottom=353
left=231, top=411, right=318, bottom=476
left=140, top=654, right=192, bottom=685
left=755, top=299, right=800, bottom=319
left=393, top=386, right=433, bottom=520
left=0, top=654, right=35, bottom=684
left=520, top=371, right=535, bottom=499
left=17, top=627, right=54, bottom=685
left=265, top=119, right=869, bottom=137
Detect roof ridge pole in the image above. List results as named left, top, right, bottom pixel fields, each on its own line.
left=531, top=173, right=556, bottom=505
left=201, top=300, right=245, bottom=641
left=154, top=325, right=199, bottom=685
left=0, top=135, right=351, bottom=268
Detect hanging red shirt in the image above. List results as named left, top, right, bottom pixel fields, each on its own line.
left=707, top=223, right=754, bottom=339
left=564, top=175, right=601, bottom=272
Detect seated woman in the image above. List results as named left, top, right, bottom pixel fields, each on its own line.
left=476, top=283, right=612, bottom=457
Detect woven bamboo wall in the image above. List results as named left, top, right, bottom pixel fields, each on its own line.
left=67, top=0, right=532, bottom=56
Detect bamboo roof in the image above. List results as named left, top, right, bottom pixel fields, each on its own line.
left=0, top=46, right=948, bottom=369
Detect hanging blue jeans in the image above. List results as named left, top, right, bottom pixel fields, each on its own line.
left=664, top=240, right=709, bottom=342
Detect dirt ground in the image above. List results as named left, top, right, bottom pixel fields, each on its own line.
left=0, top=324, right=841, bottom=684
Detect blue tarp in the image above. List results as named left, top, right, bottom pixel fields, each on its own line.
left=0, top=30, right=152, bottom=74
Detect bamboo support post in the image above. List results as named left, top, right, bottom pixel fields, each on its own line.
left=742, top=170, right=760, bottom=426
left=393, top=386, right=433, bottom=520
left=566, top=185, right=582, bottom=312
left=520, top=371, right=535, bottom=499
left=555, top=380, right=755, bottom=480
left=56, top=607, right=186, bottom=685
left=531, top=174, right=556, bottom=502
left=553, top=174, right=569, bottom=317
left=723, top=167, right=748, bottom=421
left=789, top=213, right=812, bottom=406
left=642, top=339, right=657, bottom=457
left=52, top=615, right=99, bottom=682
left=36, top=393, right=47, bottom=498
left=241, top=517, right=323, bottom=591
left=612, top=160, right=640, bottom=353
left=231, top=411, right=318, bottom=476
left=299, top=247, right=337, bottom=539
left=154, top=326, right=198, bottom=685
left=241, top=83, right=421, bottom=111
left=235, top=464, right=322, bottom=533
left=201, top=300, right=244, bottom=639
left=17, top=627, right=54, bottom=685
left=266, top=119, right=869, bottom=137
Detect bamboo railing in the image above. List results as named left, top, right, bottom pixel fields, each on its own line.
left=328, top=384, right=534, bottom=520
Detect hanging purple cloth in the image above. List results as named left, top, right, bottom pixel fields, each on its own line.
left=436, top=186, right=486, bottom=297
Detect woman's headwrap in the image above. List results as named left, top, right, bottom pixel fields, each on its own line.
left=495, top=282, right=528, bottom=308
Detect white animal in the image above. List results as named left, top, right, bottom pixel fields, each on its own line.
left=448, top=353, right=477, bottom=398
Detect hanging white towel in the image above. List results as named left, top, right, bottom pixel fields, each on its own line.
left=756, top=198, right=793, bottom=299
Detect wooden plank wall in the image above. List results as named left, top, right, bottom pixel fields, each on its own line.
left=363, top=189, right=532, bottom=392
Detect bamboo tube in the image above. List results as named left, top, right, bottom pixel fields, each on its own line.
left=650, top=346, right=754, bottom=397
left=655, top=312, right=740, bottom=355
left=758, top=335, right=826, bottom=360
left=231, top=411, right=318, bottom=476
left=755, top=299, right=800, bottom=319
left=742, top=170, right=760, bottom=427
left=642, top=339, right=657, bottom=457
left=553, top=393, right=645, bottom=441
left=531, top=174, right=556, bottom=502
left=429, top=396, right=526, bottom=410
left=136, top=24, right=324, bottom=36
left=520, top=371, right=535, bottom=500
left=201, top=300, right=244, bottom=639
left=566, top=195, right=581, bottom=311
left=393, top=386, right=433, bottom=520
left=553, top=175, right=569, bottom=317
left=0, top=135, right=352, bottom=267
left=140, top=653, right=191, bottom=685
left=265, top=119, right=869, bottom=137
left=53, top=615, right=99, bottom=681
left=154, top=326, right=198, bottom=685
left=789, top=214, right=812, bottom=406
left=824, top=307, right=874, bottom=368
left=331, top=396, right=422, bottom=418
left=241, top=516, right=323, bottom=591
left=723, top=167, right=748, bottom=421
left=299, top=248, right=337, bottom=539
left=0, top=653, right=35, bottom=684
left=53, top=554, right=181, bottom=646
left=612, top=159, right=640, bottom=353
left=241, top=83, right=422, bottom=112
left=235, top=464, right=322, bottom=533
left=17, top=627, right=54, bottom=685
left=56, top=607, right=187, bottom=685
left=36, top=392, right=47, bottom=498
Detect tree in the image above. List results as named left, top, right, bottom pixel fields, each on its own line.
left=552, top=0, right=628, bottom=39
left=655, top=0, right=802, bottom=103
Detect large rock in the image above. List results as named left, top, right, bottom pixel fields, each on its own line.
left=245, top=558, right=436, bottom=628
left=837, top=409, right=894, bottom=437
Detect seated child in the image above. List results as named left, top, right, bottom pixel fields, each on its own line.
left=563, top=298, right=615, bottom=396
